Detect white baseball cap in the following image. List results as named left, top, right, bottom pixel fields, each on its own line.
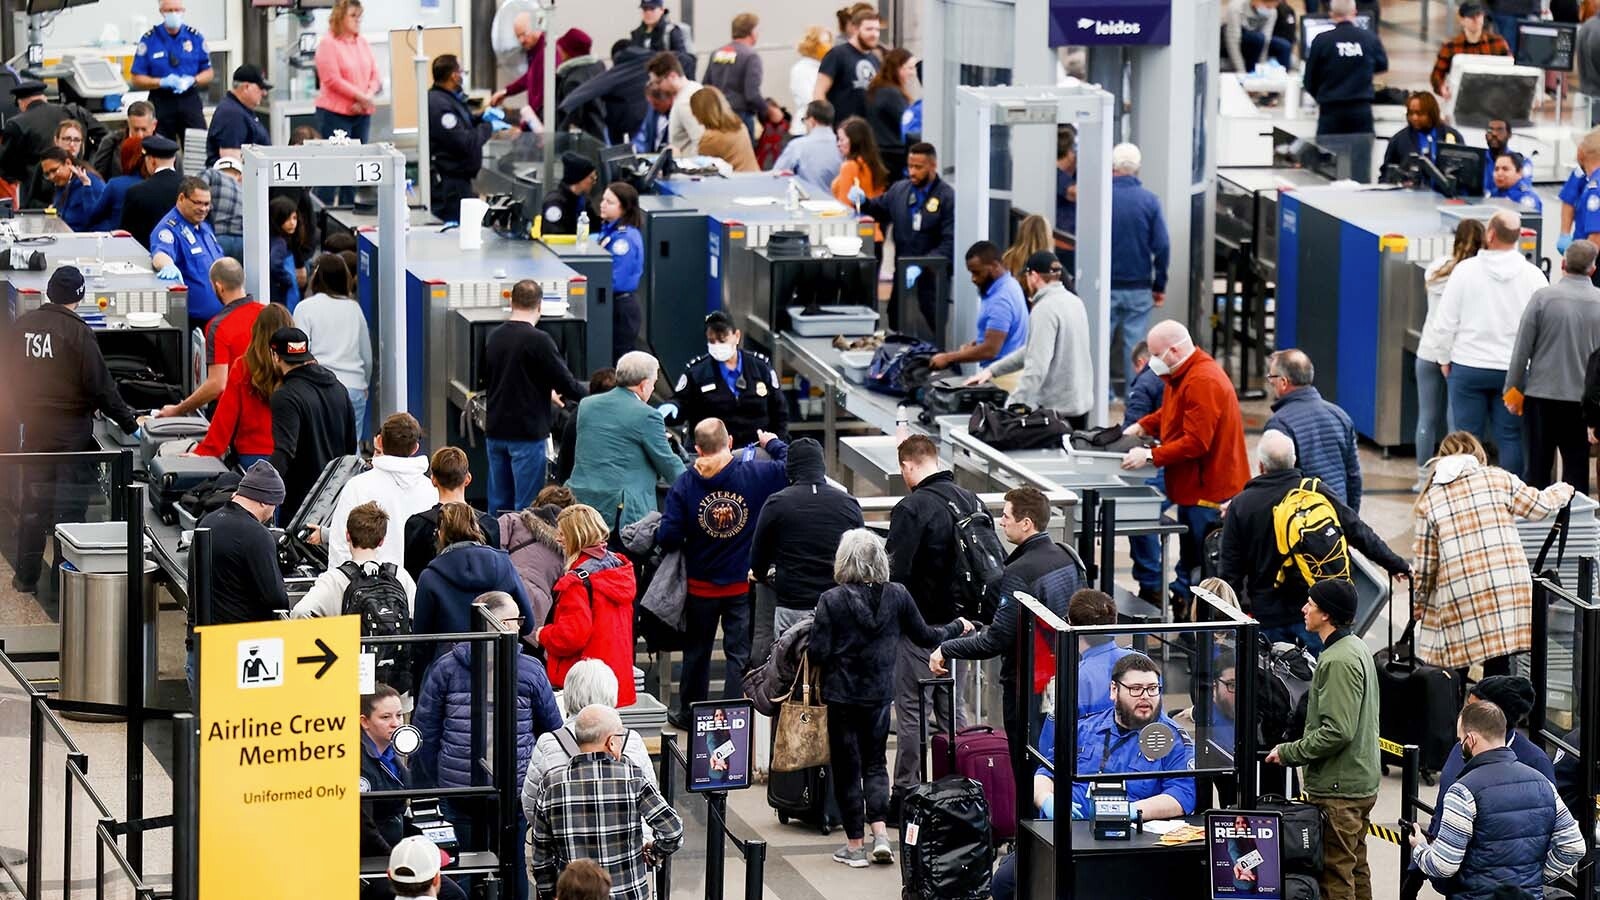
left=211, top=157, right=242, bottom=173
left=388, top=836, right=442, bottom=885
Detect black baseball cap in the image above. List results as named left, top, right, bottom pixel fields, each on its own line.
left=269, top=327, right=313, bottom=363
left=232, top=64, right=274, bottom=90
left=1458, top=1, right=1486, bottom=16
left=1023, top=250, right=1063, bottom=275
left=47, top=266, right=85, bottom=305
left=640, top=0, right=665, bottom=7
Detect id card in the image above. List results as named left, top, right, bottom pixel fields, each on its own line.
left=912, top=212, right=923, bottom=231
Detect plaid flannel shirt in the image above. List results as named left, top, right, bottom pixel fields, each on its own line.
left=531, top=751, right=684, bottom=900
left=202, top=168, right=244, bottom=237
left=1431, top=33, right=1511, bottom=92
left=1413, top=464, right=1572, bottom=669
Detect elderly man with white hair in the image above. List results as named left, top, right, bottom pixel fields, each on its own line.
left=1303, top=0, right=1389, bottom=182
left=1122, top=320, right=1251, bottom=610
left=1109, top=142, right=1171, bottom=398
left=566, top=350, right=686, bottom=529
left=1217, top=430, right=1410, bottom=654
left=489, top=11, right=549, bottom=116
left=1421, top=208, right=1548, bottom=477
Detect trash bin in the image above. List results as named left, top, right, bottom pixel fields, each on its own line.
left=58, top=559, right=159, bottom=722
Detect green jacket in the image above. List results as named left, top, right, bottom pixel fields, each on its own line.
left=1276, top=630, right=1380, bottom=798
left=566, top=387, right=686, bottom=529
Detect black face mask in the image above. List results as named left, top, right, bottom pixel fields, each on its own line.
left=1459, top=743, right=1473, bottom=764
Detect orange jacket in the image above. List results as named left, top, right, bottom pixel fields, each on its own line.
left=1136, top=348, right=1250, bottom=507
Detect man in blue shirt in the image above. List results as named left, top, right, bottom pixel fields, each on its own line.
left=151, top=175, right=225, bottom=328
left=130, top=0, right=214, bottom=142
left=205, top=65, right=272, bottom=168
left=773, top=100, right=843, bottom=198
left=1033, top=653, right=1196, bottom=822
left=1488, top=151, right=1542, bottom=212
left=1109, top=143, right=1171, bottom=399
left=930, top=241, right=1027, bottom=381
left=1568, top=132, right=1600, bottom=285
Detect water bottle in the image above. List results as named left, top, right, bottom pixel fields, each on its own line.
left=786, top=178, right=801, bottom=213
left=576, top=211, right=590, bottom=250
left=896, top=405, right=910, bottom=443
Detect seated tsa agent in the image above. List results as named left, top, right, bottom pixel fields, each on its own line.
left=1488, top=151, right=1542, bottom=212
left=1033, top=653, right=1196, bottom=822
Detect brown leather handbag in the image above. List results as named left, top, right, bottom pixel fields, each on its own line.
left=770, top=655, right=829, bottom=772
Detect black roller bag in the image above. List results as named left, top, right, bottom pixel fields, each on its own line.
left=147, top=455, right=232, bottom=525
left=900, top=676, right=995, bottom=900
left=766, top=750, right=841, bottom=835
left=920, top=376, right=1007, bottom=417
left=1373, top=578, right=1455, bottom=776
left=280, top=455, right=368, bottom=568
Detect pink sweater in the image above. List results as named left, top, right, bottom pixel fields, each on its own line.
left=314, top=32, right=382, bottom=117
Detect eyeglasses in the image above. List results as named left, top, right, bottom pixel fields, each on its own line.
left=58, top=136, right=82, bottom=145
left=1115, top=681, right=1162, bottom=698
left=1266, top=373, right=1287, bottom=384
left=501, top=615, right=525, bottom=628
left=1217, top=679, right=1237, bottom=692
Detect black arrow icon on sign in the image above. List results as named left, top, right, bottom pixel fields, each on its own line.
left=296, top=638, right=338, bottom=679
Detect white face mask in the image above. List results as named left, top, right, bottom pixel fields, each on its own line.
left=1147, top=352, right=1171, bottom=376
left=163, top=12, right=183, bottom=30
left=707, top=342, right=736, bottom=363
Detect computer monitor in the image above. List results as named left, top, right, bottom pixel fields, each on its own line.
left=26, top=0, right=95, bottom=12
left=598, top=144, right=639, bottom=186
left=1515, top=20, right=1577, bottom=71
left=1452, top=69, right=1540, bottom=128
left=1299, top=15, right=1373, bottom=59
left=1437, top=143, right=1487, bottom=198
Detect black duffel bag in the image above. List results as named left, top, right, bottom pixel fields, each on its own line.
left=968, top=402, right=1070, bottom=451
left=1255, top=794, right=1326, bottom=875
left=920, top=375, right=1007, bottom=418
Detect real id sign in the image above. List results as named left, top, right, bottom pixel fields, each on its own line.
left=1049, top=0, right=1172, bottom=47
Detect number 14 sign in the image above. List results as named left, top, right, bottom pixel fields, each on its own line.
left=269, top=158, right=387, bottom=186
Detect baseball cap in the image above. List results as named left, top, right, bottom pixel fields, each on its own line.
left=212, top=157, right=243, bottom=173
left=231, top=64, right=274, bottom=90
left=269, top=327, right=314, bottom=363
left=1458, top=1, right=1486, bottom=16
left=387, top=836, right=442, bottom=885
left=47, top=266, right=86, bottom=305
left=1022, top=250, right=1063, bottom=275
left=640, top=0, right=664, bottom=8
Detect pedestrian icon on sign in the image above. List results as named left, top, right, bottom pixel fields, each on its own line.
left=237, top=638, right=284, bottom=689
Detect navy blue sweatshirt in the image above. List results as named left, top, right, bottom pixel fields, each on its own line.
left=1111, top=175, right=1171, bottom=292
left=658, top=440, right=791, bottom=590
left=1303, top=21, right=1388, bottom=106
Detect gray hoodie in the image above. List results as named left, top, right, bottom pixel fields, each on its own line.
left=1505, top=273, right=1600, bottom=402
left=988, top=280, right=1094, bottom=416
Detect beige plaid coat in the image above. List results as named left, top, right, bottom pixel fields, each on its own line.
left=1412, top=462, right=1573, bottom=670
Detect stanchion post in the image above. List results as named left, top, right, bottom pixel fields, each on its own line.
left=174, top=713, right=198, bottom=900
left=657, top=732, right=677, bottom=900
left=1237, top=617, right=1259, bottom=807
left=1014, top=607, right=1036, bottom=897
left=26, top=699, right=43, bottom=900
left=124, top=483, right=146, bottom=874
left=1577, top=604, right=1600, bottom=900
left=706, top=791, right=728, bottom=900
left=1097, top=498, right=1116, bottom=595
left=1078, top=489, right=1099, bottom=583
left=743, top=839, right=766, bottom=899
left=1400, top=745, right=1419, bottom=875
left=1055, top=624, right=1078, bottom=900
left=1530, top=578, right=1549, bottom=738
left=495, top=630, right=519, bottom=891
left=1580, top=556, right=1595, bottom=602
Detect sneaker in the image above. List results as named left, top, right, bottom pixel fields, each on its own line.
left=832, top=846, right=869, bottom=868
left=870, top=835, right=894, bottom=864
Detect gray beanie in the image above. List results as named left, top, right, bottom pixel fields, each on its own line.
left=236, top=460, right=286, bottom=506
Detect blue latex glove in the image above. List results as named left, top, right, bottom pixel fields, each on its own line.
left=905, top=263, right=922, bottom=290
left=1558, top=233, right=1575, bottom=253
left=159, top=73, right=185, bottom=92
left=847, top=184, right=866, bottom=206
left=156, top=263, right=182, bottom=281
left=657, top=401, right=680, bottom=422
left=1071, top=801, right=1086, bottom=821
left=489, top=118, right=511, bottom=133
left=177, top=75, right=195, bottom=94
left=1040, top=795, right=1056, bottom=820
left=482, top=106, right=505, bottom=123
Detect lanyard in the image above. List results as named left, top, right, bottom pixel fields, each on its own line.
left=1098, top=726, right=1140, bottom=771
left=1416, top=129, right=1435, bottom=160
left=909, top=181, right=934, bottom=210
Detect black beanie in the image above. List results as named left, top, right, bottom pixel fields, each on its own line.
left=1308, top=579, right=1358, bottom=627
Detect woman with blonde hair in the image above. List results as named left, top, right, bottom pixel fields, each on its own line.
left=1413, top=431, right=1573, bottom=684
left=313, top=0, right=381, bottom=202
left=791, top=27, right=833, bottom=136
left=1414, top=218, right=1486, bottom=489
left=195, top=302, right=294, bottom=467
left=536, top=504, right=639, bottom=703
left=691, top=87, right=760, bottom=172
left=1003, top=214, right=1055, bottom=284
left=412, top=502, right=536, bottom=685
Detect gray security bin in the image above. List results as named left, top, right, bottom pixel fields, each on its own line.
left=58, top=559, right=158, bottom=721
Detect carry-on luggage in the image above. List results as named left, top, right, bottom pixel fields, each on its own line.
left=1254, top=793, right=1326, bottom=875
left=1374, top=578, right=1455, bottom=777
left=902, top=687, right=994, bottom=900
left=147, top=455, right=231, bottom=525
left=920, top=376, right=1007, bottom=417
left=766, top=754, right=840, bottom=835
left=138, top=415, right=210, bottom=467
left=920, top=677, right=1014, bottom=841
left=968, top=402, right=1071, bottom=451
left=281, top=455, right=367, bottom=568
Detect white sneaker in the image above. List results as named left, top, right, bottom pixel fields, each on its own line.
left=871, top=834, right=894, bottom=864
left=833, top=846, right=869, bottom=868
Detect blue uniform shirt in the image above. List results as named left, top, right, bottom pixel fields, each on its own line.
left=1484, top=150, right=1536, bottom=193
left=976, top=271, right=1029, bottom=363
left=151, top=209, right=224, bottom=321
left=1573, top=171, right=1600, bottom=240
left=1560, top=167, right=1586, bottom=208
left=54, top=172, right=106, bottom=232
left=1078, top=640, right=1138, bottom=717
left=717, top=351, right=745, bottom=396
left=1034, top=706, right=1196, bottom=820
left=131, top=23, right=212, bottom=80
left=88, top=174, right=140, bottom=233
left=598, top=221, right=643, bottom=293
left=1490, top=182, right=1543, bottom=212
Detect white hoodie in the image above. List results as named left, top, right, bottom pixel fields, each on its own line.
left=1424, top=247, right=1548, bottom=371
left=326, top=454, right=439, bottom=568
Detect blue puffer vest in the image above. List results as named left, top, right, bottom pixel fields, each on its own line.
left=1263, top=386, right=1360, bottom=510
left=1439, top=746, right=1557, bottom=900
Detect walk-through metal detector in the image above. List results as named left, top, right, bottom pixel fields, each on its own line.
left=242, top=143, right=409, bottom=416
left=953, top=84, right=1114, bottom=426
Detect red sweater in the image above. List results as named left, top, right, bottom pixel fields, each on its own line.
left=196, top=358, right=274, bottom=458
left=541, top=549, right=638, bottom=707
left=1136, top=348, right=1250, bottom=507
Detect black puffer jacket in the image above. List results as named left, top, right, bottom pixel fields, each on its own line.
left=750, top=438, right=865, bottom=610
left=809, top=581, right=960, bottom=706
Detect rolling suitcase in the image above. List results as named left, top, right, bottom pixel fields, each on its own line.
left=922, top=677, right=1016, bottom=841
left=138, top=415, right=210, bottom=467
left=281, top=455, right=367, bottom=568
left=147, top=455, right=231, bottom=525
left=1374, top=578, right=1455, bottom=777
left=903, top=681, right=995, bottom=900
left=766, top=721, right=840, bottom=835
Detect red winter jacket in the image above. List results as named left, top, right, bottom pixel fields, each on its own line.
left=541, top=547, right=638, bottom=707
left=1136, top=348, right=1250, bottom=507
left=196, top=357, right=274, bottom=458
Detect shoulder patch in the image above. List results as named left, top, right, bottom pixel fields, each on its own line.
left=440, top=112, right=458, bottom=130
left=675, top=374, right=688, bottom=392
left=614, top=239, right=630, bottom=255
left=545, top=205, right=563, bottom=223
left=358, top=776, right=371, bottom=792
left=770, top=369, right=780, bottom=388
left=136, top=41, right=148, bottom=56
left=157, top=228, right=175, bottom=245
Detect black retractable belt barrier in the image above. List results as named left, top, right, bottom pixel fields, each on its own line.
left=655, top=730, right=768, bottom=900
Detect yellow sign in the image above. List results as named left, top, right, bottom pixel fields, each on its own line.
left=198, top=616, right=360, bottom=899
left=1378, top=737, right=1406, bottom=757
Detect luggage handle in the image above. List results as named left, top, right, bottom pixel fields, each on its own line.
left=918, top=675, right=957, bottom=781
left=1386, top=574, right=1420, bottom=672
left=1534, top=500, right=1573, bottom=578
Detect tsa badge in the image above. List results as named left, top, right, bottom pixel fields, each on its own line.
left=925, top=197, right=940, bottom=213
left=755, top=381, right=768, bottom=397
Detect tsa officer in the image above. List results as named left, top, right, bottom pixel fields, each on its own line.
left=1569, top=131, right=1600, bottom=280
left=598, top=181, right=646, bottom=363
left=9, top=266, right=141, bottom=592
left=672, top=310, right=789, bottom=448
left=427, top=53, right=502, bottom=223
left=130, top=0, right=215, bottom=142
left=1488, top=152, right=1542, bottom=212
left=853, top=141, right=956, bottom=331
left=151, top=174, right=226, bottom=328
left=540, top=152, right=598, bottom=235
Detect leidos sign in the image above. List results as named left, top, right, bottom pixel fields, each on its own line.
left=1050, top=0, right=1173, bottom=46
left=199, top=617, right=360, bottom=899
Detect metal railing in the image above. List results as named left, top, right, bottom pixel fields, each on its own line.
left=655, top=732, right=766, bottom=900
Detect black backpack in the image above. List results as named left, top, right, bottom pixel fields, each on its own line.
left=339, top=562, right=414, bottom=695
left=899, top=775, right=995, bottom=899
left=926, top=483, right=1006, bottom=623
left=865, top=335, right=939, bottom=400
left=1257, top=636, right=1316, bottom=746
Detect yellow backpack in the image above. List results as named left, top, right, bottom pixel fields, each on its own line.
left=1271, top=478, right=1351, bottom=587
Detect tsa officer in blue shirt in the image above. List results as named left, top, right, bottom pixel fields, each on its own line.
left=671, top=310, right=788, bottom=448
left=928, top=240, right=1027, bottom=381
left=1488, top=152, right=1542, bottom=212
left=1033, top=653, right=1196, bottom=823
left=598, top=181, right=647, bottom=364
left=130, top=0, right=214, bottom=142
left=205, top=66, right=273, bottom=168
left=1569, top=134, right=1600, bottom=264
left=151, top=174, right=225, bottom=328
